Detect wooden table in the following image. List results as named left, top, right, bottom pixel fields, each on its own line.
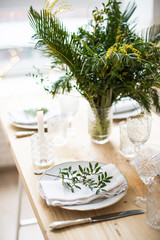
left=0, top=93, right=160, bottom=240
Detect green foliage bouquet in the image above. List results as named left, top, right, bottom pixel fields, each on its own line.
left=28, top=0, right=160, bottom=143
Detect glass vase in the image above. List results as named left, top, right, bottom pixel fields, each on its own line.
left=88, top=106, right=112, bottom=144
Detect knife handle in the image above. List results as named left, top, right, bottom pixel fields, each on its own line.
left=15, top=131, right=35, bottom=138
left=49, top=217, right=92, bottom=230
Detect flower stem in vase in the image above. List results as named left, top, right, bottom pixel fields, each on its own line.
left=88, top=106, right=112, bottom=144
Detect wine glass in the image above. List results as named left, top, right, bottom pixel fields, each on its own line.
left=134, top=146, right=160, bottom=208
left=127, top=112, right=152, bottom=207
left=59, top=94, right=79, bottom=137
left=127, top=112, right=152, bottom=152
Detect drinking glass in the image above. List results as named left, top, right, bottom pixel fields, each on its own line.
left=127, top=112, right=153, bottom=207
left=127, top=112, right=152, bottom=152
left=134, top=146, right=160, bottom=207
left=47, top=114, right=68, bottom=146
left=59, top=94, right=79, bottom=137
left=119, top=121, right=135, bottom=158
left=146, top=175, right=160, bottom=230
left=135, top=146, right=160, bottom=184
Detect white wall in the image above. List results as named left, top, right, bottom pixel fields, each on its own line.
left=121, top=0, right=154, bottom=32
left=0, top=0, right=102, bottom=17
left=0, top=0, right=155, bottom=28
left=153, top=0, right=160, bottom=24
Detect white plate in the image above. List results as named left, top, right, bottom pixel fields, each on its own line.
left=9, top=107, right=49, bottom=129
left=113, top=107, right=142, bottom=119
left=38, top=161, right=128, bottom=211
left=10, top=121, right=48, bottom=130
left=113, top=97, right=141, bottom=119
left=9, top=106, right=60, bottom=129
left=113, top=97, right=140, bottom=114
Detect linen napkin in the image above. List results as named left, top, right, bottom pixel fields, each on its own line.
left=113, top=97, right=140, bottom=114
left=39, top=163, right=128, bottom=207
left=9, top=109, right=38, bottom=125
left=9, top=107, right=51, bottom=125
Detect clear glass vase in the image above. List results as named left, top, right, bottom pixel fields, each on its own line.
left=88, top=106, right=112, bottom=144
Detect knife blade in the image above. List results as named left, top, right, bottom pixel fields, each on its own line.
left=49, top=209, right=144, bottom=230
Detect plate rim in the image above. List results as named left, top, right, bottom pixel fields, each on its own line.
left=112, top=97, right=140, bottom=113
left=38, top=161, right=128, bottom=211
left=9, top=107, right=49, bottom=129
left=10, top=121, right=47, bottom=130
left=113, top=107, right=142, bottom=119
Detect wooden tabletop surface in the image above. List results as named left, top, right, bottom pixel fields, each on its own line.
left=0, top=93, right=160, bottom=240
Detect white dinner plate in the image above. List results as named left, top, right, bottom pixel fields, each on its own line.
left=8, top=106, right=59, bottom=129
left=113, top=97, right=140, bottom=114
left=112, top=97, right=141, bottom=119
left=10, top=121, right=48, bottom=130
left=113, top=107, right=142, bottom=119
left=9, top=107, right=49, bottom=129
left=38, top=161, right=128, bottom=211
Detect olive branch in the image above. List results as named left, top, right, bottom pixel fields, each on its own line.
left=58, top=162, right=113, bottom=194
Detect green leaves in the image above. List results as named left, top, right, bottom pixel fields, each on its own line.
left=24, top=107, right=48, bottom=117
left=28, top=7, right=80, bottom=70
left=89, top=162, right=93, bottom=172
left=58, top=162, right=113, bottom=194
left=28, top=1, right=160, bottom=112
left=122, top=1, right=137, bottom=26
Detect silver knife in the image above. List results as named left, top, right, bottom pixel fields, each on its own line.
left=15, top=131, right=35, bottom=138
left=49, top=209, right=144, bottom=230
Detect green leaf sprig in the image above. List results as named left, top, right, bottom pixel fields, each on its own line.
left=58, top=162, right=113, bottom=194
left=24, top=107, right=48, bottom=117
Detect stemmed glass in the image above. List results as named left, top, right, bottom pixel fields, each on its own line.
left=127, top=111, right=153, bottom=207
left=134, top=147, right=160, bottom=207
left=127, top=112, right=152, bottom=152
left=59, top=94, right=79, bottom=137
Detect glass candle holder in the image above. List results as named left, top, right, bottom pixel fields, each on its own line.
left=30, top=133, right=54, bottom=167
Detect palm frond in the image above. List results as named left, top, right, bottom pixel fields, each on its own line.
left=49, top=74, right=73, bottom=96
left=142, top=24, right=160, bottom=42
left=122, top=1, right=137, bottom=25
left=28, top=6, right=81, bottom=70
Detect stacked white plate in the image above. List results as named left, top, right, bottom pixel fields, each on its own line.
left=38, top=161, right=128, bottom=211
left=113, top=97, right=141, bottom=119
left=8, top=107, right=51, bottom=129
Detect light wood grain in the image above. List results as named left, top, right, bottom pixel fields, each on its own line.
left=0, top=93, right=160, bottom=240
